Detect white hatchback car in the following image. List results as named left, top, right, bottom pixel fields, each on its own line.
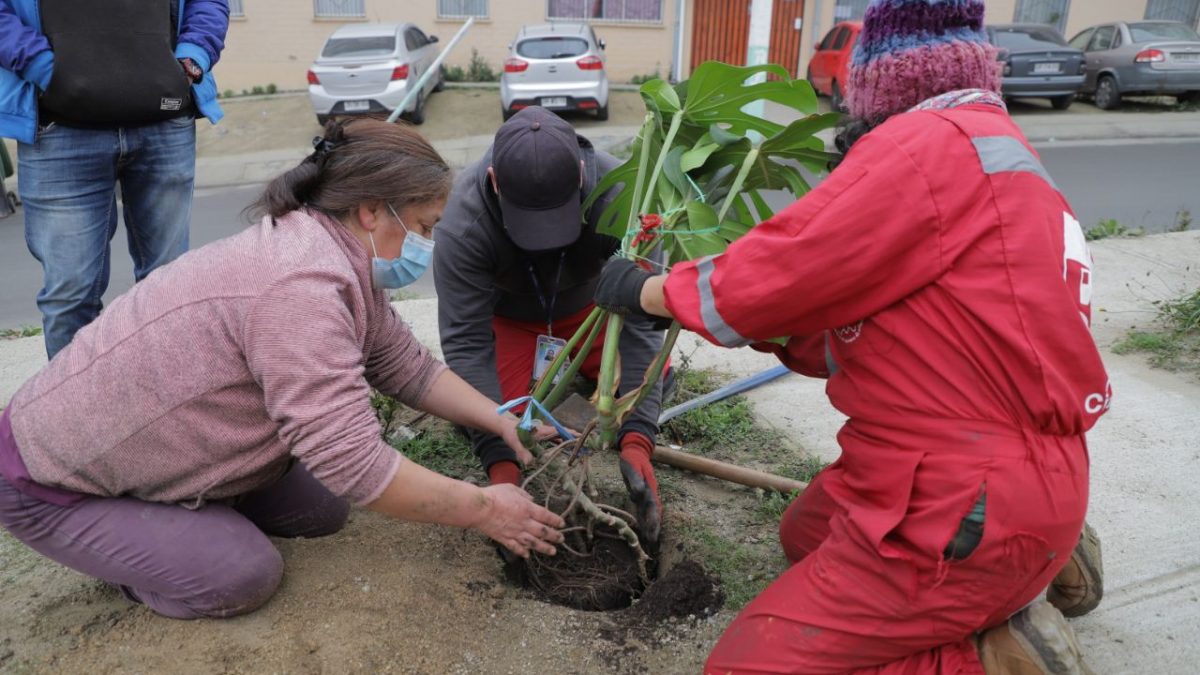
left=500, top=23, right=609, bottom=121
left=307, top=23, right=444, bottom=125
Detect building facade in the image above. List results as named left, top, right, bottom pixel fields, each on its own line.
left=216, top=0, right=1199, bottom=93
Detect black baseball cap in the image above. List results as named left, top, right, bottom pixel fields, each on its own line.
left=491, top=107, right=583, bottom=252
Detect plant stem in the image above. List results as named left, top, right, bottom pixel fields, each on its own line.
left=623, top=114, right=657, bottom=251
left=717, top=147, right=760, bottom=225
left=615, top=321, right=681, bottom=421
left=595, top=312, right=625, bottom=448
left=529, top=306, right=604, bottom=402
left=636, top=110, right=684, bottom=223
left=539, top=311, right=606, bottom=413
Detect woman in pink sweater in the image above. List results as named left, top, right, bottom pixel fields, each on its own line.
left=0, top=119, right=565, bottom=619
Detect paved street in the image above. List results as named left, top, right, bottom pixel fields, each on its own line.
left=1, top=140, right=1196, bottom=330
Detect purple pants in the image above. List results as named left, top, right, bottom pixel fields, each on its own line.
left=0, top=462, right=349, bottom=619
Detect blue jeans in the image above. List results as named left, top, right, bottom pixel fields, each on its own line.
left=18, top=118, right=196, bottom=358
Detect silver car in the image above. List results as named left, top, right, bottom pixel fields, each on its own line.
left=308, top=23, right=445, bottom=125
left=500, top=23, right=609, bottom=121
left=1068, top=21, right=1200, bottom=110
left=988, top=24, right=1085, bottom=110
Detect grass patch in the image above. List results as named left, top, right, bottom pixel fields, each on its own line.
left=662, top=368, right=786, bottom=459
left=370, top=391, right=481, bottom=480
left=676, top=516, right=789, bottom=609
left=1114, top=288, right=1200, bottom=372
left=0, top=325, right=41, bottom=339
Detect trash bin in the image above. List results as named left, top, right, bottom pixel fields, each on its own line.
left=0, top=140, right=17, bottom=219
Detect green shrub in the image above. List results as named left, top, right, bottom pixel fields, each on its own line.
left=222, top=89, right=234, bottom=98
left=466, top=48, right=499, bottom=82
left=444, top=64, right=467, bottom=82
left=266, top=83, right=278, bottom=95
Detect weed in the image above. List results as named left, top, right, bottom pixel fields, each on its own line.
left=1085, top=218, right=1144, bottom=241
left=389, top=288, right=421, bottom=302
left=1171, top=208, right=1193, bottom=233
left=630, top=69, right=662, bottom=85
left=266, top=83, right=278, bottom=95
left=466, top=48, right=499, bottom=83
left=778, top=454, right=829, bottom=483
left=753, top=488, right=799, bottom=524
left=1114, top=288, right=1200, bottom=372
left=251, top=85, right=266, bottom=96
left=0, top=325, right=42, bottom=339
left=444, top=64, right=467, bottom=82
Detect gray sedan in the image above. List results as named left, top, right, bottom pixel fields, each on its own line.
left=988, top=24, right=1085, bottom=110
left=1068, top=21, right=1200, bottom=110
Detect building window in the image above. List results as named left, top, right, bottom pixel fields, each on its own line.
left=1145, top=0, right=1200, bottom=29
left=438, top=0, right=488, bottom=19
left=1013, top=0, right=1071, bottom=34
left=547, top=0, right=662, bottom=24
left=832, top=0, right=870, bottom=21
left=229, top=0, right=245, bottom=17
left=314, top=0, right=365, bottom=19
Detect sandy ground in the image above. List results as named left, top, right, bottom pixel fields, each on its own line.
left=0, top=225, right=1197, bottom=673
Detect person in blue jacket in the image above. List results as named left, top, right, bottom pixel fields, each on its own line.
left=0, top=0, right=229, bottom=358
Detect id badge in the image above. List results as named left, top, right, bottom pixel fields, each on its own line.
left=533, top=335, right=570, bottom=385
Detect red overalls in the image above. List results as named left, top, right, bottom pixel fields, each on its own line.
left=663, top=104, right=1110, bottom=674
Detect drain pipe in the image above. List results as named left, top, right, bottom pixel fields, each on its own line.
left=387, top=16, right=476, bottom=124
left=672, top=0, right=686, bottom=82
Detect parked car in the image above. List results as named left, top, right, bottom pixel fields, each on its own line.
left=806, top=21, right=861, bottom=111
left=500, top=23, right=609, bottom=121
left=1068, top=21, right=1200, bottom=110
left=987, top=24, right=1085, bottom=110
left=307, top=23, right=445, bottom=125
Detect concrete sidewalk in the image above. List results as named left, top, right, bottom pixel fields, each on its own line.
left=5, top=91, right=1198, bottom=194
left=1, top=232, right=1197, bottom=674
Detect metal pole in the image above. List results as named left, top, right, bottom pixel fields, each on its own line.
left=658, top=364, right=791, bottom=424
left=743, top=0, right=775, bottom=140
left=387, top=16, right=476, bottom=124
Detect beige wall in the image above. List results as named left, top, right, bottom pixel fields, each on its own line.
left=216, top=0, right=678, bottom=93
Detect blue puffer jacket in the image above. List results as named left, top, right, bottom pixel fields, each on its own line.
left=0, top=0, right=228, bottom=143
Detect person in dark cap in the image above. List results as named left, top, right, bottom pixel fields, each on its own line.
left=433, top=107, right=667, bottom=545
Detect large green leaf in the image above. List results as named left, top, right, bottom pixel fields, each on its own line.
left=681, top=62, right=820, bottom=136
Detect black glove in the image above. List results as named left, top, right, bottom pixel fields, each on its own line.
left=595, top=257, right=651, bottom=316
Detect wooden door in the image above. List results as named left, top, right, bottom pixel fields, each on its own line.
left=691, top=0, right=752, bottom=71
left=768, top=0, right=805, bottom=77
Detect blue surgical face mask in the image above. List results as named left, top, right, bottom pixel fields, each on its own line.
left=369, top=203, right=435, bottom=289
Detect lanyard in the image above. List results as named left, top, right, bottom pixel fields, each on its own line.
left=527, top=250, right=566, bottom=336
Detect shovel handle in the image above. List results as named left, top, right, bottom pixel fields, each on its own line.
left=652, top=446, right=807, bottom=494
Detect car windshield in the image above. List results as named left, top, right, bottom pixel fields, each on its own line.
left=517, top=37, right=589, bottom=59
left=1129, top=23, right=1200, bottom=43
left=991, top=27, right=1067, bottom=49
left=322, top=36, right=397, bottom=59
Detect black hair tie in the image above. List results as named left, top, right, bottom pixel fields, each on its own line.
left=311, top=136, right=337, bottom=160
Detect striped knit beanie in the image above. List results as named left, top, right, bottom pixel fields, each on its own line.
left=847, top=0, right=1001, bottom=125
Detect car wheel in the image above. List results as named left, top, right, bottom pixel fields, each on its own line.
left=1050, top=94, right=1074, bottom=111
left=502, top=105, right=515, bottom=121
left=595, top=103, right=609, bottom=121
left=1177, top=91, right=1200, bottom=105
left=831, top=80, right=846, bottom=112
left=806, top=67, right=816, bottom=90
left=433, top=66, right=446, bottom=93
left=1094, top=75, right=1121, bottom=110
left=407, top=93, right=426, bottom=125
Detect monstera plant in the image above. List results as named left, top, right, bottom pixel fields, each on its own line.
left=514, top=62, right=840, bottom=581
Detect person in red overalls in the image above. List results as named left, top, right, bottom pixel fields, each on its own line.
left=594, top=0, right=1106, bottom=672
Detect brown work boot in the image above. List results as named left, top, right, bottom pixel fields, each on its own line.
left=977, top=601, right=1095, bottom=675
left=1047, top=522, right=1103, bottom=617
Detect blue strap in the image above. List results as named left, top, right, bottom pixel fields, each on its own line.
left=496, top=396, right=577, bottom=442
